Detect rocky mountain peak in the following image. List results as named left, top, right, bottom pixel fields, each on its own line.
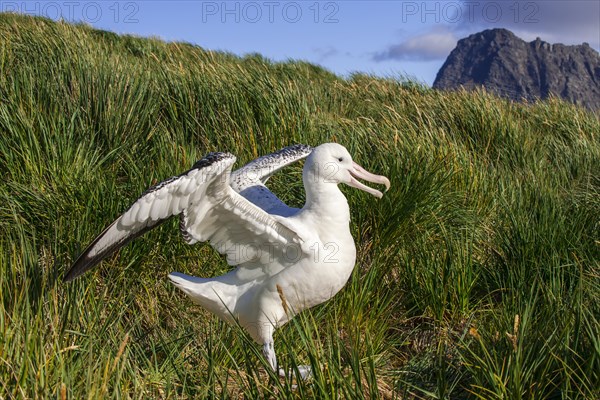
left=433, top=29, right=600, bottom=111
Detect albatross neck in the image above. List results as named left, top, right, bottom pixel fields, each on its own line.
left=302, top=171, right=350, bottom=223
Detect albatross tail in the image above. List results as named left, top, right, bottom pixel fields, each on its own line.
left=168, top=272, right=238, bottom=321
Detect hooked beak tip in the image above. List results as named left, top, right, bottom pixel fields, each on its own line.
left=381, top=177, right=391, bottom=192
left=348, top=162, right=391, bottom=198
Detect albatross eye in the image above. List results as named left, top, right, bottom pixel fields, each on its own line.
left=338, top=157, right=343, bottom=162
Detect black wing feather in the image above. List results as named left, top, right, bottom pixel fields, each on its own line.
left=64, top=218, right=167, bottom=282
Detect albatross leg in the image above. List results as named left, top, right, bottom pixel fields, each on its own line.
left=262, top=341, right=278, bottom=372
left=262, top=340, right=312, bottom=381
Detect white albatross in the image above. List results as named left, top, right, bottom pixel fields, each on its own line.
left=64, top=143, right=390, bottom=377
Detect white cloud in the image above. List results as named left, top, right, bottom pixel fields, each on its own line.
left=373, top=28, right=458, bottom=61
left=313, top=46, right=339, bottom=62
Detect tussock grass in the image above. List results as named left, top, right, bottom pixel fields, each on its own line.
left=1, top=13, right=598, bottom=399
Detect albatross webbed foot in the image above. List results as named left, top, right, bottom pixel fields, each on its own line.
left=278, top=365, right=312, bottom=381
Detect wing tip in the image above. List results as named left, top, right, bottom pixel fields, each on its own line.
left=63, top=257, right=92, bottom=282
left=62, top=270, right=79, bottom=282
left=64, top=244, right=107, bottom=281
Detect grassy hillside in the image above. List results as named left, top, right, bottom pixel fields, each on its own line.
left=0, top=13, right=598, bottom=399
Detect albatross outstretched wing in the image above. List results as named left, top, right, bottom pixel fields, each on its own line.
left=64, top=151, right=308, bottom=282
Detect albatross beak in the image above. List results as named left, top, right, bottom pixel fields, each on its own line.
left=346, top=162, right=391, bottom=198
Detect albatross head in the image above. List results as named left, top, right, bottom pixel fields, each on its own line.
left=306, top=143, right=391, bottom=198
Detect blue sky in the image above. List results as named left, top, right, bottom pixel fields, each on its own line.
left=4, top=1, right=599, bottom=84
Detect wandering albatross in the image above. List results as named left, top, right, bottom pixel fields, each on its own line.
left=64, top=143, right=390, bottom=377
